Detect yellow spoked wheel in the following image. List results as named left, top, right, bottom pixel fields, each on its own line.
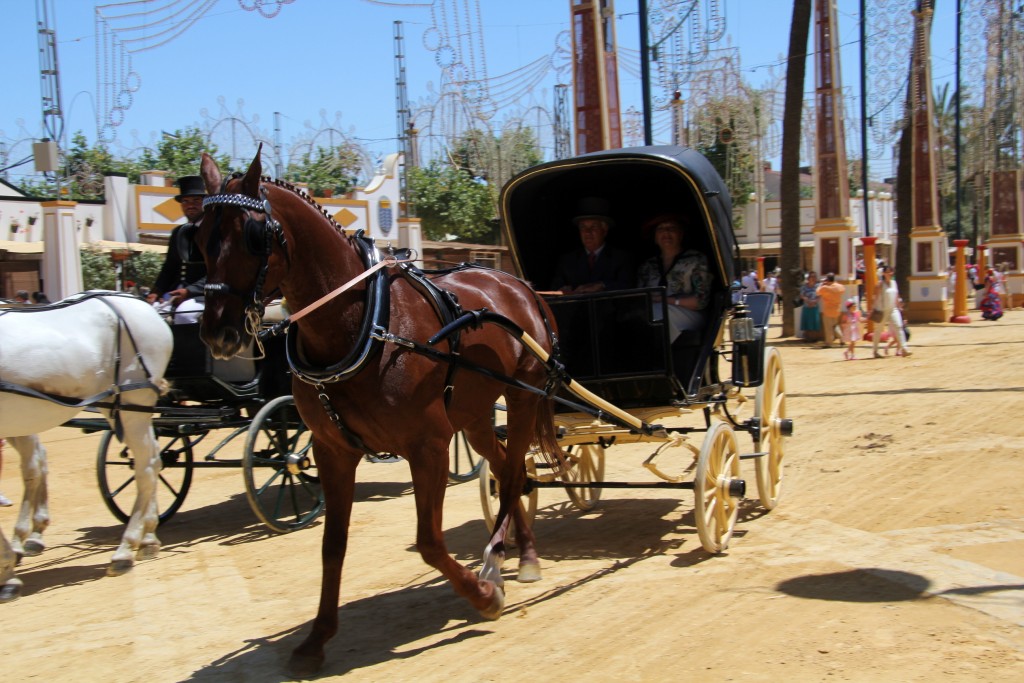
left=562, top=444, right=606, bottom=511
left=479, top=455, right=538, bottom=539
left=754, top=346, right=787, bottom=510
left=694, top=421, right=743, bottom=553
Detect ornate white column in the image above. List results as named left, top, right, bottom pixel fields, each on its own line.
left=40, top=200, right=83, bottom=300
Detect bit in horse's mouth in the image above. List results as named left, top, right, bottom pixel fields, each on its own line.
left=201, top=327, right=247, bottom=360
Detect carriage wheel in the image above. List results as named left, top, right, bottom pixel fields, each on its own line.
left=478, top=456, right=538, bottom=538
left=96, top=431, right=194, bottom=525
left=243, top=395, right=324, bottom=533
left=754, top=346, right=787, bottom=510
left=693, top=422, right=743, bottom=554
left=562, top=444, right=606, bottom=511
left=448, top=431, right=484, bottom=483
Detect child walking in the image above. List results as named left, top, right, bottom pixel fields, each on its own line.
left=840, top=299, right=862, bottom=360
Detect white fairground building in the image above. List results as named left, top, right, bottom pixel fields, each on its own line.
left=0, top=152, right=508, bottom=301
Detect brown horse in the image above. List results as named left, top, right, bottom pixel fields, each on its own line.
left=195, top=149, right=560, bottom=676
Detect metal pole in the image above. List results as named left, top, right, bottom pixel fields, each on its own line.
left=860, top=0, right=871, bottom=236
left=955, top=0, right=962, bottom=240
left=639, top=0, right=652, bottom=145
left=274, top=111, right=283, bottom=179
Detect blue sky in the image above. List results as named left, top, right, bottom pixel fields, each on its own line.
left=0, top=1, right=958, bottom=184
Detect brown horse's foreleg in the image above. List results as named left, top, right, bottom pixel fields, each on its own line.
left=463, top=418, right=541, bottom=583
left=289, top=446, right=359, bottom=679
left=407, top=440, right=505, bottom=619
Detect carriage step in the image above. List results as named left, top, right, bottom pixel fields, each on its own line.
left=365, top=453, right=404, bottom=464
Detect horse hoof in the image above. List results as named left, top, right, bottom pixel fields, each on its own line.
left=0, top=583, right=22, bottom=603
left=477, top=552, right=505, bottom=589
left=517, top=562, right=542, bottom=583
left=107, top=559, right=134, bottom=576
left=288, top=651, right=325, bottom=679
left=22, top=539, right=45, bottom=557
left=478, top=582, right=505, bottom=621
left=136, top=544, right=160, bottom=560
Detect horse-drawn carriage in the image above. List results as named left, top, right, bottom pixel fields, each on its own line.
left=185, top=142, right=792, bottom=675
left=476, top=144, right=792, bottom=553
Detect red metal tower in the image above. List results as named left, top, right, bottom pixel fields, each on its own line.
left=571, top=0, right=622, bottom=153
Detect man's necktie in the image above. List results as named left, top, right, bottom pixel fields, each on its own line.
left=587, top=251, right=596, bottom=271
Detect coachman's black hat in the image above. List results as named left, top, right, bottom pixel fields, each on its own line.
left=175, top=175, right=207, bottom=202
left=572, top=196, right=615, bottom=228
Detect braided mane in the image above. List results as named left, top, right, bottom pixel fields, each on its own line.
left=262, top=175, right=348, bottom=236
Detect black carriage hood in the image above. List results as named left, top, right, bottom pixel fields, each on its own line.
left=499, top=145, right=739, bottom=292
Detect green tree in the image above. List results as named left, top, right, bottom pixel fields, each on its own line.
left=69, top=132, right=147, bottom=197
left=450, top=126, right=543, bottom=209
left=285, top=143, right=363, bottom=196
left=408, top=160, right=495, bottom=242
left=123, top=251, right=165, bottom=292
left=138, top=127, right=230, bottom=180
left=80, top=247, right=117, bottom=290
left=694, top=114, right=755, bottom=213
left=16, top=132, right=140, bottom=199
left=79, top=248, right=164, bottom=292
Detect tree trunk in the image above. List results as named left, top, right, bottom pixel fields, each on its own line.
left=779, top=0, right=813, bottom=337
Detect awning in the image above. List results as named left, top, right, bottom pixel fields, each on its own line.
left=0, top=240, right=167, bottom=255
left=88, top=240, right=167, bottom=254
left=738, top=241, right=815, bottom=252
left=0, top=240, right=44, bottom=254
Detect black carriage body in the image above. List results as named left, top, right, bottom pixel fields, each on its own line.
left=500, top=145, right=751, bottom=406
left=164, top=322, right=291, bottom=408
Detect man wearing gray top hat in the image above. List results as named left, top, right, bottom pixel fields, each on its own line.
left=551, top=196, right=634, bottom=294
left=148, top=175, right=208, bottom=323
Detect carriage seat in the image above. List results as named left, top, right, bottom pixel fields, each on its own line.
left=212, top=352, right=257, bottom=383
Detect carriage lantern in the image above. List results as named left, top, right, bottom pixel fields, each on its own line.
left=729, top=300, right=764, bottom=388
left=729, top=301, right=756, bottom=343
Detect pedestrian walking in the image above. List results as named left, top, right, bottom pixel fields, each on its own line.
left=840, top=298, right=862, bottom=360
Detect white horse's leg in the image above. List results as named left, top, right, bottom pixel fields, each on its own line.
left=107, top=411, right=161, bottom=576
left=0, top=527, right=23, bottom=603
left=8, top=435, right=49, bottom=558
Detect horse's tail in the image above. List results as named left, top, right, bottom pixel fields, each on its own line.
left=534, top=395, right=561, bottom=466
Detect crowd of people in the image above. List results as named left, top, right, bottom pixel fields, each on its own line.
left=791, top=265, right=912, bottom=360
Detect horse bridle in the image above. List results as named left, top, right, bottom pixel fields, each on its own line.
left=202, top=181, right=288, bottom=339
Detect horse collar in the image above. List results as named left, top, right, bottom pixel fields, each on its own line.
left=285, top=233, right=390, bottom=386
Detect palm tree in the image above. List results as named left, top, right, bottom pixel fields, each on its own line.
left=779, top=0, right=812, bottom=337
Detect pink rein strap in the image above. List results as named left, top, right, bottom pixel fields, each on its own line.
left=285, top=255, right=414, bottom=323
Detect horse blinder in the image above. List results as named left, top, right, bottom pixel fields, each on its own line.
left=201, top=191, right=285, bottom=317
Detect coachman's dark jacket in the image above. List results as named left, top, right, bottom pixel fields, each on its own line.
left=152, top=222, right=207, bottom=298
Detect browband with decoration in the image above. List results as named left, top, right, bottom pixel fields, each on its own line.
left=203, top=193, right=270, bottom=213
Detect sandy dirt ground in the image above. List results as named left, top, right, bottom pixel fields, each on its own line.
left=2, top=308, right=1023, bottom=682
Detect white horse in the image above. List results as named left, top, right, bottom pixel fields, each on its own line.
left=0, top=292, right=173, bottom=602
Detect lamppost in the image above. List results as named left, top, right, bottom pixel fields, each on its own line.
left=950, top=0, right=971, bottom=323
